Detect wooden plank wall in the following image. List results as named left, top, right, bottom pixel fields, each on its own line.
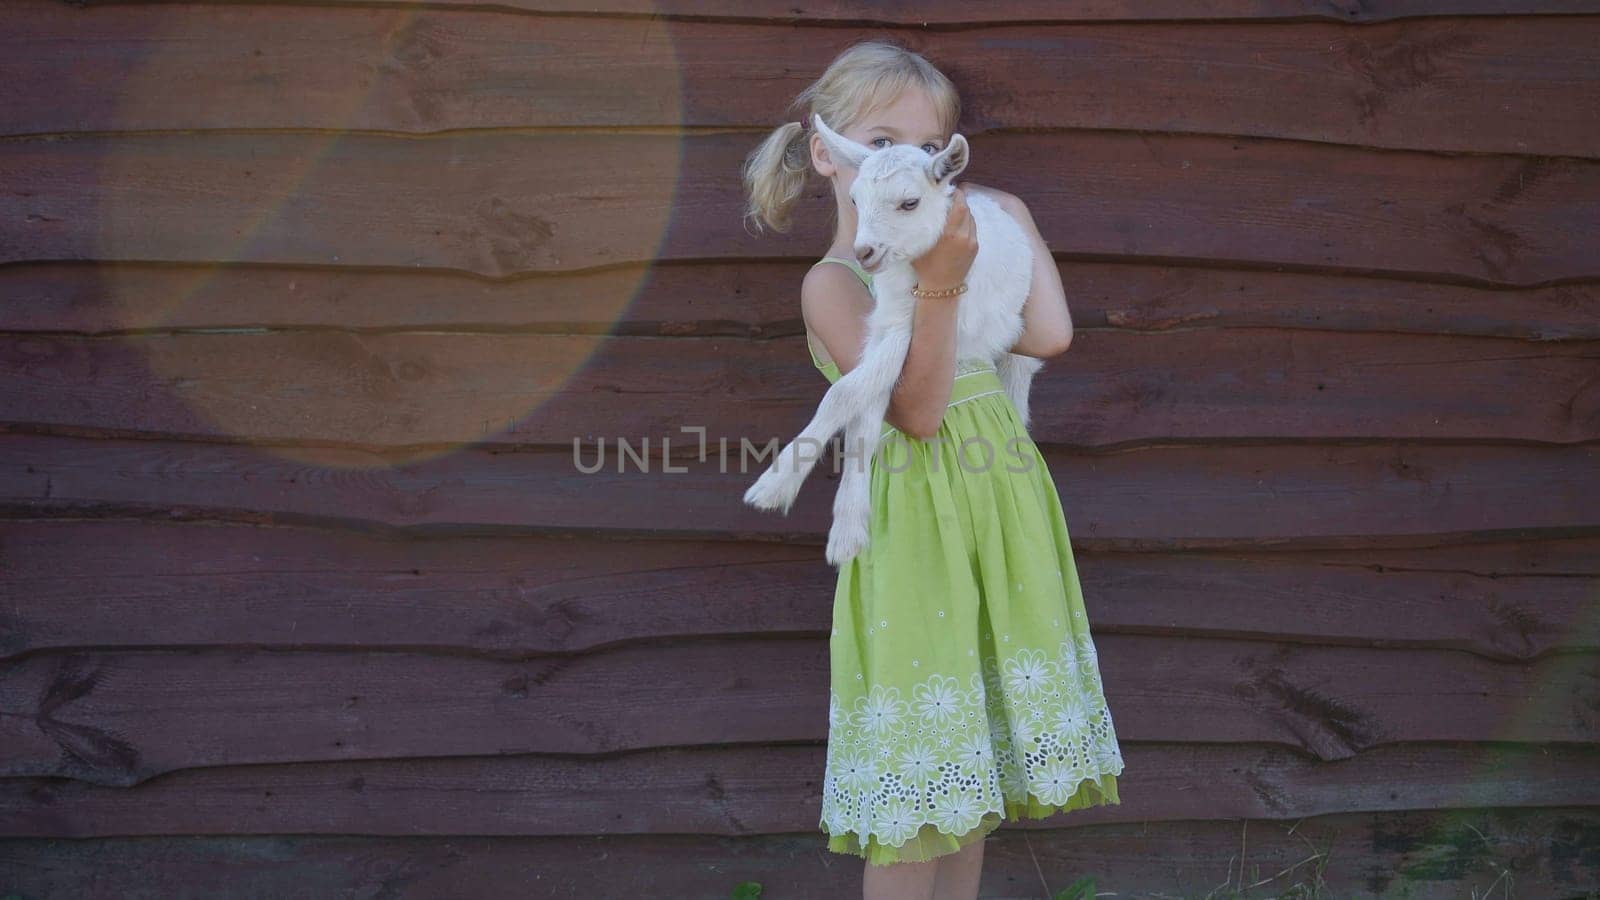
left=2, top=1, right=1598, bottom=896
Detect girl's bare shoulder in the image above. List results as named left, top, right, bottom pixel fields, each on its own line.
left=800, top=259, right=872, bottom=366
left=801, top=258, right=873, bottom=320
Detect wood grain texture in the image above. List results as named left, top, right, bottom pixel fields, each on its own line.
left=1, top=741, right=1597, bottom=834
left=2, top=330, right=1595, bottom=446
left=1, top=638, right=1595, bottom=784
left=1, top=261, right=1597, bottom=341
left=4, top=131, right=1598, bottom=282
left=5, top=5, right=1599, bottom=156
left=0, top=807, right=1593, bottom=897
left=72, top=0, right=1600, bottom=21
left=2, top=433, right=1593, bottom=544
left=3, top=807, right=1587, bottom=896
left=3, top=522, right=1595, bottom=663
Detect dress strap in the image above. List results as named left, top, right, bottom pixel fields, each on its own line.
left=810, top=255, right=873, bottom=290
left=806, top=333, right=832, bottom=370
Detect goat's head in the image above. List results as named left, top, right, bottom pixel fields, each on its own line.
left=812, top=112, right=970, bottom=273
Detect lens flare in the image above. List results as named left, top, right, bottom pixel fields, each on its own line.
left=94, top=6, right=684, bottom=469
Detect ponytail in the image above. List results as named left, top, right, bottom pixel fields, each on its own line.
left=741, top=120, right=811, bottom=235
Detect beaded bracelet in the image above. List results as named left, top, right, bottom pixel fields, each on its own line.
left=911, top=281, right=968, bottom=299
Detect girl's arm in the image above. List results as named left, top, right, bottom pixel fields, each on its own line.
left=804, top=191, right=978, bottom=440
left=800, top=188, right=972, bottom=438
left=804, top=268, right=961, bottom=442
left=964, top=184, right=1074, bottom=359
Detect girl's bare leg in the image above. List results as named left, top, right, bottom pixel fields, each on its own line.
left=931, top=838, right=984, bottom=900
left=863, top=857, right=938, bottom=900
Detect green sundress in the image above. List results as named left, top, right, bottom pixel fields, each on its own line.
left=808, top=255, right=1125, bottom=866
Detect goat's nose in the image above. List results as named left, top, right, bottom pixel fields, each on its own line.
left=854, top=247, right=875, bottom=267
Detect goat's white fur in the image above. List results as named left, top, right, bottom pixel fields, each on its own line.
left=743, top=113, right=1045, bottom=566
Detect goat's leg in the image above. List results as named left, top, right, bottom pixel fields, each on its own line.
left=742, top=370, right=872, bottom=513
left=996, top=352, right=1045, bottom=431
left=823, top=328, right=909, bottom=562
left=744, top=330, right=911, bottom=513
left=825, top=392, right=895, bottom=565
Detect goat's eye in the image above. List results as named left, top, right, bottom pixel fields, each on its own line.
left=899, top=199, right=919, bottom=212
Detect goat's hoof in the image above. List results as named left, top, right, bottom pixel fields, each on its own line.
left=744, top=469, right=797, bottom=513
left=825, top=519, right=869, bottom=566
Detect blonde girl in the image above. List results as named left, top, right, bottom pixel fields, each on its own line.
left=742, top=39, right=1126, bottom=900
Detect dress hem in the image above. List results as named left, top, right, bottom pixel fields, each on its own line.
left=821, top=768, right=1122, bottom=867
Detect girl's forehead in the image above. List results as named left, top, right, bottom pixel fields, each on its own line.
left=862, top=118, right=942, bottom=136
left=855, top=87, right=943, bottom=131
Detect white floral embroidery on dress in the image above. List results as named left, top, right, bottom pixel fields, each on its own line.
left=821, top=635, right=1125, bottom=848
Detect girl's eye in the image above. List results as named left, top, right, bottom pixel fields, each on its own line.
left=872, top=137, right=942, bottom=155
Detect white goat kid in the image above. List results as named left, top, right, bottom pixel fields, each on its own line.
left=743, top=113, right=1044, bottom=565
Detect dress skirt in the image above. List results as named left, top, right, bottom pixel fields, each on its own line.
left=818, top=359, right=1126, bottom=866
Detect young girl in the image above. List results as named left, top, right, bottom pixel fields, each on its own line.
left=742, top=40, right=1125, bottom=898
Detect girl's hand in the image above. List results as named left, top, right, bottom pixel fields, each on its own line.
left=910, top=186, right=978, bottom=297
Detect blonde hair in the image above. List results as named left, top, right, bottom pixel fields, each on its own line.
left=741, top=39, right=961, bottom=236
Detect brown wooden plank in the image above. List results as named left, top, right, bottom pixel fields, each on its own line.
left=0, top=742, right=1595, bottom=836
left=2, top=433, right=1593, bottom=545
left=2, top=330, right=1595, bottom=446
left=0, top=638, right=1594, bottom=784
left=0, top=806, right=1595, bottom=898
left=4, top=132, right=1597, bottom=283
left=158, top=0, right=1600, bottom=21
left=6, top=5, right=1600, bottom=157
left=3, top=521, right=1596, bottom=663
left=2, top=260, right=1597, bottom=342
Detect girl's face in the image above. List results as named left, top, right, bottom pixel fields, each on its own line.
left=811, top=86, right=948, bottom=199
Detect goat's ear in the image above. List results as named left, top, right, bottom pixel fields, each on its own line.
left=928, top=134, right=970, bottom=185
left=812, top=113, right=871, bottom=169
